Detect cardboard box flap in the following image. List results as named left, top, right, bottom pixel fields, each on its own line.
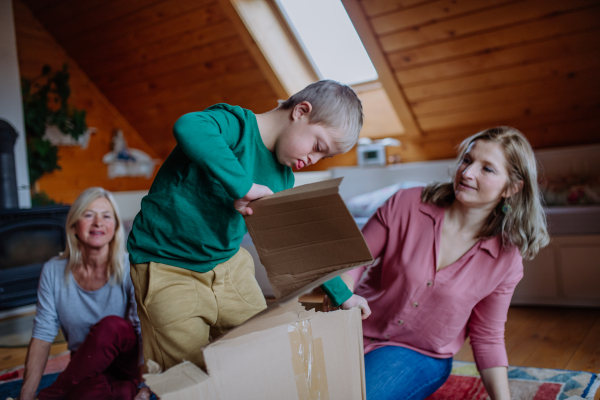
left=245, top=178, right=373, bottom=299
left=249, top=177, right=343, bottom=207
left=144, top=361, right=215, bottom=398
left=216, top=301, right=310, bottom=341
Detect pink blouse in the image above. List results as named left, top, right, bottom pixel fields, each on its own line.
left=348, top=187, right=523, bottom=370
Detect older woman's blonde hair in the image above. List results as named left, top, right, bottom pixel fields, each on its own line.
left=422, top=126, right=549, bottom=260
left=60, top=187, right=126, bottom=284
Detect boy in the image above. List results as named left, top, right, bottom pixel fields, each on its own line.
left=127, top=80, right=362, bottom=371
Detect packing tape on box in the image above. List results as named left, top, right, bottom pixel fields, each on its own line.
left=288, top=320, right=330, bottom=400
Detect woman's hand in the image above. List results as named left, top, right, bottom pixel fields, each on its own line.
left=134, top=387, right=151, bottom=400
left=234, top=183, right=273, bottom=216
left=323, top=294, right=371, bottom=319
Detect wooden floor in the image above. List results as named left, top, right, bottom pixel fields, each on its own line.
left=0, top=342, right=68, bottom=372
left=2, top=306, right=599, bottom=382
left=454, top=306, right=600, bottom=374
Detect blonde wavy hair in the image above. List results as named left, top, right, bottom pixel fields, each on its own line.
left=421, top=127, right=549, bottom=260
left=61, top=187, right=126, bottom=284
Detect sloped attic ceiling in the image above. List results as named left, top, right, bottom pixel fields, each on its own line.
left=19, top=0, right=600, bottom=163
left=342, top=0, right=600, bottom=158
left=20, top=0, right=281, bottom=160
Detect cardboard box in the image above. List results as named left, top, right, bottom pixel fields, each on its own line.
left=245, top=178, right=373, bottom=301
left=144, top=179, right=373, bottom=399
left=145, top=304, right=365, bottom=399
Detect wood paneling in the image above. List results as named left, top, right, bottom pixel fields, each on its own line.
left=15, top=0, right=600, bottom=170
left=19, top=0, right=281, bottom=160
left=370, top=0, right=514, bottom=36
left=360, top=0, right=434, bottom=17
left=13, top=0, right=161, bottom=204
left=379, top=0, right=594, bottom=53
left=358, top=86, right=405, bottom=138
left=347, top=0, right=600, bottom=162
left=61, top=0, right=216, bottom=56
left=75, top=6, right=228, bottom=67
left=404, top=53, right=600, bottom=101
left=413, top=69, right=600, bottom=117
left=386, top=8, right=600, bottom=69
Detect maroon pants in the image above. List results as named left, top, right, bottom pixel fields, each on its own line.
left=38, top=316, right=139, bottom=400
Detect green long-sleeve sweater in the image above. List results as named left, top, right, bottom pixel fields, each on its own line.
left=127, top=103, right=352, bottom=306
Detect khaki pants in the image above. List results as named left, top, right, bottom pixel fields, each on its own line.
left=130, top=248, right=267, bottom=371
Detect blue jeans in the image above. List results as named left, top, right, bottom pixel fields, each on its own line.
left=365, top=346, right=453, bottom=400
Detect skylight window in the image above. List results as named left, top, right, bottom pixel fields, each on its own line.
left=276, top=0, right=378, bottom=86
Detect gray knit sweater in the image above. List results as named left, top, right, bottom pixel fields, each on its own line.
left=32, top=256, right=141, bottom=352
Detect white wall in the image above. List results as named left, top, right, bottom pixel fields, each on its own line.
left=331, top=159, right=454, bottom=200
left=535, top=143, right=600, bottom=177
left=111, top=190, right=148, bottom=221
left=0, top=0, right=31, bottom=208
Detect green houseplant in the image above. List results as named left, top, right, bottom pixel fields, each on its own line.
left=21, top=63, right=87, bottom=205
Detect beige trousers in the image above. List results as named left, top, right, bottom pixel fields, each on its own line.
left=130, top=248, right=267, bottom=371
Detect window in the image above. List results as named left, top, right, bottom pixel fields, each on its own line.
left=275, top=0, right=378, bottom=85
left=229, top=0, right=404, bottom=138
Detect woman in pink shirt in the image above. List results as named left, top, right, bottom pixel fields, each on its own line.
left=329, top=127, right=549, bottom=400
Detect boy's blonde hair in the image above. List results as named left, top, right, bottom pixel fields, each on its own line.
left=61, top=187, right=126, bottom=284
left=422, top=126, right=550, bottom=260
left=277, top=80, right=364, bottom=153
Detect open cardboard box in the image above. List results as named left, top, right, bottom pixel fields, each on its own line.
left=144, top=178, right=373, bottom=399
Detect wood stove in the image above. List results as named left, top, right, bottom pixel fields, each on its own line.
left=0, top=205, right=70, bottom=310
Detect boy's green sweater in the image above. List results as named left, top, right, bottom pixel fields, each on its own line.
left=127, top=104, right=352, bottom=306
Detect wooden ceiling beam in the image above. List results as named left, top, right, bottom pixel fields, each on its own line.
left=218, top=0, right=288, bottom=100
left=342, top=0, right=422, bottom=138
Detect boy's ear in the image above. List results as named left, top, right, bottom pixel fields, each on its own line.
left=292, top=101, right=312, bottom=121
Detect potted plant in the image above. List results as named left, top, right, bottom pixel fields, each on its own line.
left=21, top=63, right=87, bottom=205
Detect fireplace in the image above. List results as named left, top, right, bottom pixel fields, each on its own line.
left=0, top=205, right=70, bottom=310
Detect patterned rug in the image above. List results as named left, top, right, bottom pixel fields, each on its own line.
left=1, top=356, right=598, bottom=399
left=0, top=352, right=160, bottom=400
left=428, top=361, right=600, bottom=400
left=0, top=352, right=69, bottom=399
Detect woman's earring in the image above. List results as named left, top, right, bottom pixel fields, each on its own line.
left=502, top=203, right=512, bottom=214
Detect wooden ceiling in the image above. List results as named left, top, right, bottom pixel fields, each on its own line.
left=344, top=0, right=600, bottom=159
left=19, top=0, right=600, bottom=163
left=20, top=0, right=280, bottom=160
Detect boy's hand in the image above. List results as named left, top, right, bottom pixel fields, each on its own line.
left=234, top=183, right=273, bottom=216
left=342, top=294, right=371, bottom=319
left=323, top=294, right=371, bottom=319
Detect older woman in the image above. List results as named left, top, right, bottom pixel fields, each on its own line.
left=18, top=188, right=150, bottom=400
left=327, top=127, right=549, bottom=400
